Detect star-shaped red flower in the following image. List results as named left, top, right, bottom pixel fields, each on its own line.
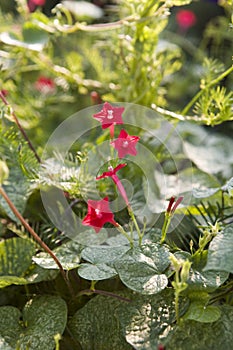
left=96, top=163, right=127, bottom=180
left=82, top=197, right=118, bottom=233
left=93, top=102, right=124, bottom=129
left=111, top=129, right=140, bottom=158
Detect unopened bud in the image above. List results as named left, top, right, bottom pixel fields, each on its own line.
left=0, top=160, right=9, bottom=185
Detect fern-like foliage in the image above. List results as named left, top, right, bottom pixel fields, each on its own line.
left=193, top=86, right=233, bottom=126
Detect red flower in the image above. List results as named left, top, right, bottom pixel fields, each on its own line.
left=111, top=129, right=140, bottom=159
left=28, top=0, right=46, bottom=12
left=34, top=76, right=56, bottom=94
left=166, top=196, right=184, bottom=215
left=176, top=10, right=197, bottom=30
left=93, top=102, right=124, bottom=129
left=96, top=164, right=129, bottom=206
left=82, top=197, right=118, bottom=233
left=96, top=163, right=127, bottom=180
left=0, top=90, right=8, bottom=97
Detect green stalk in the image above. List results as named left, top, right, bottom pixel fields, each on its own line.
left=160, top=214, right=171, bottom=244
left=181, top=65, right=233, bottom=116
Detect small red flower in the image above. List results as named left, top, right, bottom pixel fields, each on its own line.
left=0, top=90, right=8, bottom=97
left=166, top=196, right=184, bottom=215
left=34, top=76, right=56, bottom=94
left=93, top=102, right=124, bottom=129
left=82, top=197, right=118, bottom=233
left=97, top=164, right=129, bottom=206
left=28, top=0, right=46, bottom=12
left=176, top=10, right=197, bottom=30
left=96, top=163, right=127, bottom=180
left=111, top=129, right=140, bottom=159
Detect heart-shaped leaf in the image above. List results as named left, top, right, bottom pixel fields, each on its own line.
left=115, top=244, right=170, bottom=294
left=0, top=296, right=67, bottom=350
left=69, top=291, right=133, bottom=350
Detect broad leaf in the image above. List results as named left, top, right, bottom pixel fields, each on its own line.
left=164, top=305, right=233, bottom=350
left=183, top=301, right=221, bottom=323
left=69, top=292, right=132, bottom=350
left=33, top=240, right=82, bottom=270
left=0, top=296, right=67, bottom=350
left=81, top=245, right=129, bottom=265
left=117, top=289, right=188, bottom=350
left=0, top=237, right=36, bottom=288
left=187, top=269, right=229, bottom=292
left=78, top=263, right=117, bottom=280
left=115, top=244, right=170, bottom=294
left=204, top=225, right=233, bottom=273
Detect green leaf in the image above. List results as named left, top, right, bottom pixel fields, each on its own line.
left=204, top=225, right=233, bottom=273
left=33, top=240, right=82, bottom=270
left=0, top=296, right=67, bottom=350
left=0, top=276, right=27, bottom=288
left=77, top=246, right=129, bottom=281
left=187, top=269, right=229, bottom=292
left=164, top=305, right=233, bottom=350
left=184, top=301, right=221, bottom=323
left=24, top=264, right=59, bottom=284
left=183, top=133, right=233, bottom=178
left=117, top=289, right=188, bottom=350
left=78, top=263, right=117, bottom=280
left=81, top=245, right=129, bottom=265
left=69, top=292, right=133, bottom=350
left=115, top=244, right=170, bottom=294
left=75, top=229, right=108, bottom=246
left=0, top=237, right=36, bottom=288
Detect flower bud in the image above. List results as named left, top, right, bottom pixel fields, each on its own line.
left=0, top=160, right=9, bottom=185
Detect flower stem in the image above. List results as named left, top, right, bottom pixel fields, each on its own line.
left=181, top=65, right=233, bottom=116
left=128, top=206, right=143, bottom=245
left=116, top=223, right=134, bottom=248
left=160, top=214, right=171, bottom=244
left=0, top=91, right=41, bottom=163
left=0, top=186, right=75, bottom=297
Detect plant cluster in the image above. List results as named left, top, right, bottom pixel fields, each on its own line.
left=0, top=0, right=233, bottom=349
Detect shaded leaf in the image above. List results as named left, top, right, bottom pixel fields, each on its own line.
left=0, top=296, right=67, bottom=350
left=204, top=225, right=233, bottom=273
left=164, top=305, right=233, bottom=350
left=69, top=292, right=132, bottom=350
left=117, top=289, right=188, bottom=350
left=184, top=301, right=221, bottom=323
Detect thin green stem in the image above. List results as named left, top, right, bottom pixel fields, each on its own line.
left=0, top=186, right=75, bottom=297
left=160, top=214, right=171, bottom=244
left=174, top=291, right=180, bottom=324
left=128, top=206, right=143, bottom=245
left=181, top=65, right=233, bottom=116
left=116, top=223, right=134, bottom=248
